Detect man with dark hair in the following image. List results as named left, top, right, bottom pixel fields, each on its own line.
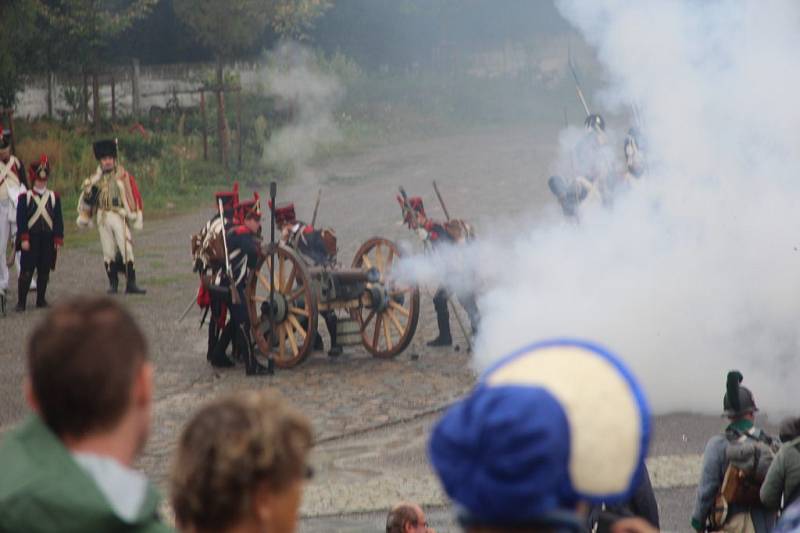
left=386, top=502, right=432, bottom=533
left=77, top=139, right=146, bottom=294
left=691, top=371, right=777, bottom=533
left=0, top=297, right=173, bottom=532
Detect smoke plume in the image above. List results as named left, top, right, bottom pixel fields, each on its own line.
left=395, top=1, right=800, bottom=415
left=260, top=42, right=343, bottom=173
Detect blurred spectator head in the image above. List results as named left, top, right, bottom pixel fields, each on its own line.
left=779, top=416, right=800, bottom=443
left=170, top=390, right=313, bottom=533
left=26, top=297, right=152, bottom=448
left=428, top=339, right=650, bottom=532
left=387, top=502, right=430, bottom=533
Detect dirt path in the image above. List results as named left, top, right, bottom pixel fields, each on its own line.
left=0, top=126, right=715, bottom=532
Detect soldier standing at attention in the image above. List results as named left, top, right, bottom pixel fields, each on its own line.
left=15, top=155, right=63, bottom=311
left=77, top=139, right=146, bottom=295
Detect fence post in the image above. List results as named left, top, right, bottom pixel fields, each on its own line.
left=111, top=75, right=116, bottom=123
left=200, top=90, right=208, bottom=161
left=82, top=71, right=89, bottom=124
left=236, top=88, right=242, bottom=169
left=46, top=71, right=54, bottom=119
left=132, top=58, right=141, bottom=119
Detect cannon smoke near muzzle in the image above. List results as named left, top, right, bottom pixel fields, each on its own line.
left=395, top=0, right=800, bottom=416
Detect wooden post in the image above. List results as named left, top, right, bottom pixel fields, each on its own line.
left=215, top=58, right=228, bottom=169
left=46, top=71, right=54, bottom=119
left=92, top=71, right=100, bottom=134
left=236, top=88, right=242, bottom=169
left=132, top=58, right=141, bottom=119
left=82, top=71, right=89, bottom=124
left=200, top=90, right=208, bottom=161
left=111, top=75, right=116, bottom=123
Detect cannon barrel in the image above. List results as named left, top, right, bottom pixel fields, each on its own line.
left=309, top=267, right=381, bottom=285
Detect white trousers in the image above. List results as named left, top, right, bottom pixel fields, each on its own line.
left=0, top=200, right=17, bottom=290
left=98, top=210, right=135, bottom=264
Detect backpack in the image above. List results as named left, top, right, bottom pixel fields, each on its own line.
left=710, top=428, right=777, bottom=529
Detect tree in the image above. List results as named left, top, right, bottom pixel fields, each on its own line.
left=0, top=0, right=38, bottom=109
left=174, top=0, right=331, bottom=167
left=34, top=0, right=160, bottom=131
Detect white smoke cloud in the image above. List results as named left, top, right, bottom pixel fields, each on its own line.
left=395, top=1, right=800, bottom=415
left=260, top=42, right=343, bottom=172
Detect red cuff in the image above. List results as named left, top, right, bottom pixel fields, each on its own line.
left=55, top=237, right=63, bottom=246
left=20, top=233, right=29, bottom=242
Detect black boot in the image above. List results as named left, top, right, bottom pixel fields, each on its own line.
left=125, top=261, right=146, bottom=294
left=323, top=312, right=342, bottom=357
left=35, top=273, right=49, bottom=308
left=427, top=298, right=452, bottom=347
left=105, top=262, right=119, bottom=294
left=239, top=325, right=272, bottom=376
left=16, top=272, right=32, bottom=312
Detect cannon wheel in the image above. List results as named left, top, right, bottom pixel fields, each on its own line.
left=248, top=244, right=317, bottom=369
left=350, top=237, right=420, bottom=358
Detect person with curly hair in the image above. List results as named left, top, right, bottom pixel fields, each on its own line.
left=170, top=390, right=314, bottom=533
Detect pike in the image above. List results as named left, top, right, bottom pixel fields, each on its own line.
left=568, top=46, right=591, bottom=117
left=310, top=188, right=322, bottom=227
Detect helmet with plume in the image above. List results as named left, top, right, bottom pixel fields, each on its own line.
left=723, top=370, right=758, bottom=418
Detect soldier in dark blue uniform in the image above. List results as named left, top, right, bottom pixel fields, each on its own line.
left=15, top=155, right=63, bottom=311
left=400, top=196, right=480, bottom=347
left=225, top=199, right=273, bottom=376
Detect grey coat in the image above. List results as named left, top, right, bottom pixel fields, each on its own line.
left=691, top=430, right=777, bottom=533
left=761, top=436, right=800, bottom=510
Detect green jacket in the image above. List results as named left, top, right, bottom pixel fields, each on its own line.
left=761, top=436, right=800, bottom=510
left=0, top=415, right=173, bottom=533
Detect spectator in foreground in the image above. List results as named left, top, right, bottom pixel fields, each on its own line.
left=0, top=297, right=172, bottom=532
left=761, top=416, right=800, bottom=511
left=588, top=463, right=660, bottom=532
left=170, top=390, right=313, bottom=533
left=386, top=501, right=434, bottom=533
left=428, top=339, right=653, bottom=533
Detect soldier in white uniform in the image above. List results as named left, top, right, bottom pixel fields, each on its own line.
left=548, top=114, right=612, bottom=220
left=77, top=139, right=146, bottom=294
left=0, top=125, right=27, bottom=307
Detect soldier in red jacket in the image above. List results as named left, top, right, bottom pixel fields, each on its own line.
left=15, top=155, right=63, bottom=311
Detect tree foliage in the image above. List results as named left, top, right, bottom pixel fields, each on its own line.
left=33, top=0, right=160, bottom=66
left=0, top=0, right=38, bottom=107
left=173, top=0, right=331, bottom=60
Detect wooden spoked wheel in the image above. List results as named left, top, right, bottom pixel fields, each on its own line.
left=248, top=245, right=317, bottom=369
left=350, top=237, right=420, bottom=358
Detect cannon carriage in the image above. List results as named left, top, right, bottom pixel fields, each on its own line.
left=246, top=236, right=420, bottom=369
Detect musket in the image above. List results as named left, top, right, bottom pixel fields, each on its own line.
left=568, top=46, right=591, bottom=117
left=432, top=181, right=451, bottom=222
left=218, top=198, right=240, bottom=305
left=310, top=188, right=321, bottom=227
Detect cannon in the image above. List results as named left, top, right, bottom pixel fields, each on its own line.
left=245, top=236, right=421, bottom=369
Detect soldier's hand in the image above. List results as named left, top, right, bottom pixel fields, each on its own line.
left=21, top=241, right=30, bottom=251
